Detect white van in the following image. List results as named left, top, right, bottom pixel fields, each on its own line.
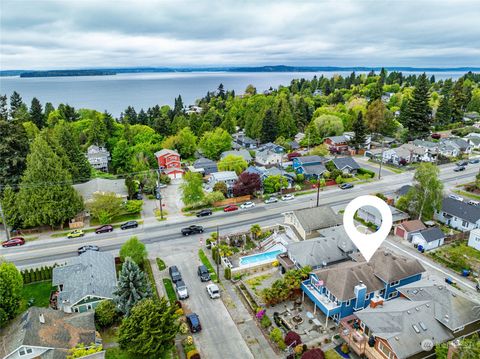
left=448, top=194, right=464, bottom=202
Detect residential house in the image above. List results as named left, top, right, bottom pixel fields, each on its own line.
left=207, top=171, right=238, bottom=197
left=289, top=140, right=300, bottom=150
left=277, top=225, right=357, bottom=271
left=382, top=144, right=434, bottom=165
left=52, top=251, right=117, bottom=313
left=330, top=157, right=361, bottom=174
left=244, top=165, right=294, bottom=187
left=192, top=157, right=218, bottom=176
left=440, top=138, right=472, bottom=155
left=233, top=132, right=257, bottom=149
left=344, top=132, right=371, bottom=150
left=284, top=206, right=342, bottom=240
left=294, top=132, right=306, bottom=143
left=357, top=204, right=409, bottom=227
left=341, top=278, right=480, bottom=359
left=292, top=155, right=328, bottom=179
left=185, top=105, right=203, bottom=115
left=435, top=197, right=480, bottom=231
left=73, top=178, right=127, bottom=202
left=254, top=148, right=283, bottom=166
left=468, top=228, right=480, bottom=251
left=220, top=149, right=252, bottom=163
left=464, top=134, right=480, bottom=150
left=411, top=227, right=445, bottom=251
left=394, top=220, right=427, bottom=241
left=0, top=307, right=101, bottom=359
left=86, top=145, right=110, bottom=172
left=301, top=250, right=425, bottom=325
left=155, top=149, right=184, bottom=179
left=394, top=185, right=413, bottom=202
left=324, top=135, right=349, bottom=153
left=258, top=142, right=285, bottom=153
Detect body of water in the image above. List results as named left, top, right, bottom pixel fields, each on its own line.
left=0, top=71, right=468, bottom=117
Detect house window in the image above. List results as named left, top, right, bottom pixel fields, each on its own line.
left=462, top=220, right=469, bottom=228
left=19, top=347, right=33, bottom=356
left=378, top=341, right=395, bottom=359
left=380, top=289, right=385, bottom=297
left=345, top=300, right=351, bottom=306
left=74, top=307, right=79, bottom=313
left=388, top=290, right=398, bottom=299
left=389, top=280, right=400, bottom=287
left=365, top=293, right=371, bottom=300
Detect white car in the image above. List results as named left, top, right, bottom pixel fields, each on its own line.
left=240, top=201, right=255, bottom=209
left=264, top=197, right=278, bottom=204
left=448, top=194, right=463, bottom=202
left=281, top=194, right=295, bottom=201
left=206, top=283, right=220, bottom=299
left=175, top=280, right=189, bottom=300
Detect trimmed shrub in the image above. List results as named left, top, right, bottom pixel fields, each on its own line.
left=261, top=314, right=272, bottom=328
left=285, top=331, right=302, bottom=347
left=95, top=300, right=117, bottom=328
left=357, top=167, right=375, bottom=178
left=301, top=348, right=325, bottom=359
left=224, top=267, right=232, bottom=280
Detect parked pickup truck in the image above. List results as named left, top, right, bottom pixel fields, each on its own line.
left=181, top=225, right=204, bottom=236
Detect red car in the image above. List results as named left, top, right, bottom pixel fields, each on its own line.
left=95, top=225, right=114, bottom=234
left=1, top=237, right=25, bottom=248
left=223, top=205, right=239, bottom=212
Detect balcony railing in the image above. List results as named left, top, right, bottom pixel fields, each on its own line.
left=302, top=282, right=341, bottom=311
left=340, top=316, right=367, bottom=356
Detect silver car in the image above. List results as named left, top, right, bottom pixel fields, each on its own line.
left=176, top=280, right=189, bottom=300
left=206, top=283, right=220, bottom=299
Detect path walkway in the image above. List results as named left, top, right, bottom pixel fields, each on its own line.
left=149, top=257, right=166, bottom=298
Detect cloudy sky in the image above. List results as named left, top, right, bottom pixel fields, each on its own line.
left=1, top=0, right=479, bottom=70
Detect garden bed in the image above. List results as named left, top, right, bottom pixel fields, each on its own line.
left=162, top=278, right=177, bottom=304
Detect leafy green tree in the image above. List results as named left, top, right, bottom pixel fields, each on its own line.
left=119, top=236, right=147, bottom=265
left=467, top=88, right=480, bottom=113
left=261, top=109, right=278, bottom=143
left=176, top=127, right=197, bottom=158
left=263, top=175, right=288, bottom=194
left=94, top=299, right=118, bottom=328
left=22, top=121, right=40, bottom=142
left=451, top=78, right=469, bottom=123
left=311, top=114, right=344, bottom=139
left=198, top=128, right=232, bottom=160
left=204, top=191, right=225, bottom=205
left=180, top=172, right=205, bottom=205
left=1, top=185, right=22, bottom=228
left=309, top=144, right=329, bottom=157
left=118, top=298, right=180, bottom=357
left=112, top=139, right=132, bottom=173
left=0, top=119, right=29, bottom=187
left=435, top=335, right=480, bottom=359
left=217, top=154, right=248, bottom=174
left=0, top=260, right=23, bottom=327
left=87, top=113, right=108, bottom=146
left=405, top=73, right=432, bottom=139
left=213, top=181, right=228, bottom=197
left=114, top=258, right=152, bottom=316
left=17, top=136, right=83, bottom=228
left=351, top=112, right=367, bottom=151
left=275, top=95, right=297, bottom=138
left=87, top=192, right=123, bottom=224
left=29, top=97, right=45, bottom=129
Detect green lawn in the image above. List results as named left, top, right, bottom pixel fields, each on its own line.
left=198, top=249, right=218, bottom=282
left=19, top=280, right=54, bottom=313
left=162, top=278, right=177, bottom=304
left=106, top=347, right=178, bottom=359
left=429, top=241, right=480, bottom=272
left=156, top=258, right=166, bottom=271
left=90, top=213, right=142, bottom=226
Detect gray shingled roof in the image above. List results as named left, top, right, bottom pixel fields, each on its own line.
left=293, top=206, right=342, bottom=233
left=317, top=225, right=358, bottom=254
left=331, top=157, right=360, bottom=171
left=356, top=299, right=453, bottom=359
left=368, top=250, right=425, bottom=283
left=0, top=307, right=95, bottom=359
left=327, top=135, right=348, bottom=143
left=417, top=227, right=444, bottom=243
left=302, top=163, right=327, bottom=176
left=359, top=205, right=410, bottom=223
left=52, top=251, right=117, bottom=306
left=396, top=185, right=413, bottom=196
left=73, top=178, right=127, bottom=201
left=296, top=155, right=326, bottom=165
left=441, top=197, right=480, bottom=223
left=221, top=149, right=252, bottom=162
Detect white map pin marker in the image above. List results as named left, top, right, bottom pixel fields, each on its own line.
left=343, top=195, right=393, bottom=262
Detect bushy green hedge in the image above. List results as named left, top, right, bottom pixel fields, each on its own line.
left=357, top=168, right=375, bottom=178
left=21, top=266, right=55, bottom=284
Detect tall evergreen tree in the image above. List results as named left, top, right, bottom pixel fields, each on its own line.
left=123, top=106, right=138, bottom=125
left=217, top=83, right=225, bottom=99
left=137, top=109, right=148, bottom=125
left=1, top=185, right=22, bottom=229
left=113, top=258, right=152, bottom=316
left=0, top=95, right=8, bottom=121
left=44, top=102, right=55, bottom=119
left=0, top=119, right=29, bottom=187
left=9, top=91, right=24, bottom=119
left=276, top=95, right=297, bottom=138
left=451, top=78, right=468, bottom=122
left=88, top=113, right=108, bottom=146
left=435, top=94, right=452, bottom=125
left=369, top=78, right=383, bottom=102
left=351, top=112, right=367, bottom=151
left=173, top=95, right=184, bottom=116
left=261, top=109, right=278, bottom=143
left=295, top=96, right=310, bottom=130
left=58, top=104, right=79, bottom=122
left=17, top=135, right=83, bottom=228
left=0, top=260, right=23, bottom=327
left=404, top=73, right=431, bottom=139
left=29, top=97, right=45, bottom=129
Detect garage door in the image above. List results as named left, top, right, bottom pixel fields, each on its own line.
left=395, top=227, right=405, bottom=238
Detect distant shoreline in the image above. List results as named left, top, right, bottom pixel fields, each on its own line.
left=1, top=65, right=479, bottom=78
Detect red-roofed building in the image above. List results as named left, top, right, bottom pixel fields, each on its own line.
left=155, top=149, right=184, bottom=179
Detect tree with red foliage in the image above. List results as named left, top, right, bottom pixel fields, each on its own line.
left=284, top=331, right=302, bottom=347
left=287, top=151, right=301, bottom=161
left=233, top=172, right=261, bottom=197
left=301, top=348, right=325, bottom=359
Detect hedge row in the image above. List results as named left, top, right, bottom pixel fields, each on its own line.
left=357, top=168, right=376, bottom=178
left=21, top=266, right=55, bottom=284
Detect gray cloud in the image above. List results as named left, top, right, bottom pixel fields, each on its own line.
left=1, top=0, right=479, bottom=69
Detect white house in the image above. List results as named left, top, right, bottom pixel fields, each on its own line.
left=207, top=171, right=238, bottom=197
left=468, top=228, right=480, bottom=251
left=435, top=197, right=480, bottom=231
left=255, top=148, right=283, bottom=166
left=86, top=145, right=110, bottom=171
left=411, top=227, right=445, bottom=251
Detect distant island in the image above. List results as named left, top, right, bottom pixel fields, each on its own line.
left=1, top=65, right=479, bottom=77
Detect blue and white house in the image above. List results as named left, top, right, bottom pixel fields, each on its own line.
left=292, top=155, right=327, bottom=179
left=301, top=250, right=425, bottom=325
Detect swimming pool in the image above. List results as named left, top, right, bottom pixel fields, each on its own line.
left=239, top=249, right=283, bottom=266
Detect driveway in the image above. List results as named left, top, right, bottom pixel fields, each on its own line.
left=159, top=244, right=253, bottom=359
left=162, top=179, right=186, bottom=220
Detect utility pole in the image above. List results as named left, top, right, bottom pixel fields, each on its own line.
left=378, top=138, right=385, bottom=180
left=0, top=194, right=10, bottom=241
left=316, top=177, right=324, bottom=207
left=278, top=158, right=284, bottom=195
left=156, top=170, right=164, bottom=220
left=216, top=225, right=220, bottom=283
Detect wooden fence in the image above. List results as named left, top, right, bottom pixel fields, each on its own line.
left=213, top=195, right=251, bottom=207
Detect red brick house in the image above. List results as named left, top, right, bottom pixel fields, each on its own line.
left=324, top=135, right=349, bottom=153
left=154, top=149, right=184, bottom=179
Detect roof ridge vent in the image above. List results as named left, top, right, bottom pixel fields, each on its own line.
left=415, top=307, right=420, bottom=311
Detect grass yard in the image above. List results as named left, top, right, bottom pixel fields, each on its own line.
left=156, top=258, right=166, bottom=271
left=428, top=241, right=480, bottom=273
left=162, top=278, right=177, bottom=304
left=90, top=213, right=142, bottom=227
left=106, top=347, right=179, bottom=359
left=19, top=280, right=54, bottom=313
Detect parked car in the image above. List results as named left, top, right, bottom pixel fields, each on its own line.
left=95, top=224, right=113, bottom=234
left=431, top=133, right=442, bottom=139
left=223, top=205, right=239, bottom=212
left=468, top=200, right=480, bottom=206
left=120, top=221, right=138, bottom=230
left=448, top=194, right=464, bottom=202
left=186, top=313, right=202, bottom=333
left=78, top=245, right=99, bottom=255
left=240, top=201, right=255, bottom=209
left=1, top=237, right=25, bottom=248
left=133, top=192, right=143, bottom=200
left=169, top=265, right=182, bottom=283
left=197, top=265, right=211, bottom=282
left=469, top=158, right=480, bottom=164
left=454, top=166, right=466, bottom=172
left=206, top=283, right=220, bottom=299
left=281, top=194, right=295, bottom=201
left=264, top=196, right=278, bottom=204
left=175, top=280, right=189, bottom=300
left=159, top=183, right=167, bottom=189
left=67, top=229, right=85, bottom=238
left=339, top=183, right=354, bottom=190
left=196, top=209, right=213, bottom=217
left=457, top=161, right=468, bottom=167
left=181, top=225, right=204, bottom=236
